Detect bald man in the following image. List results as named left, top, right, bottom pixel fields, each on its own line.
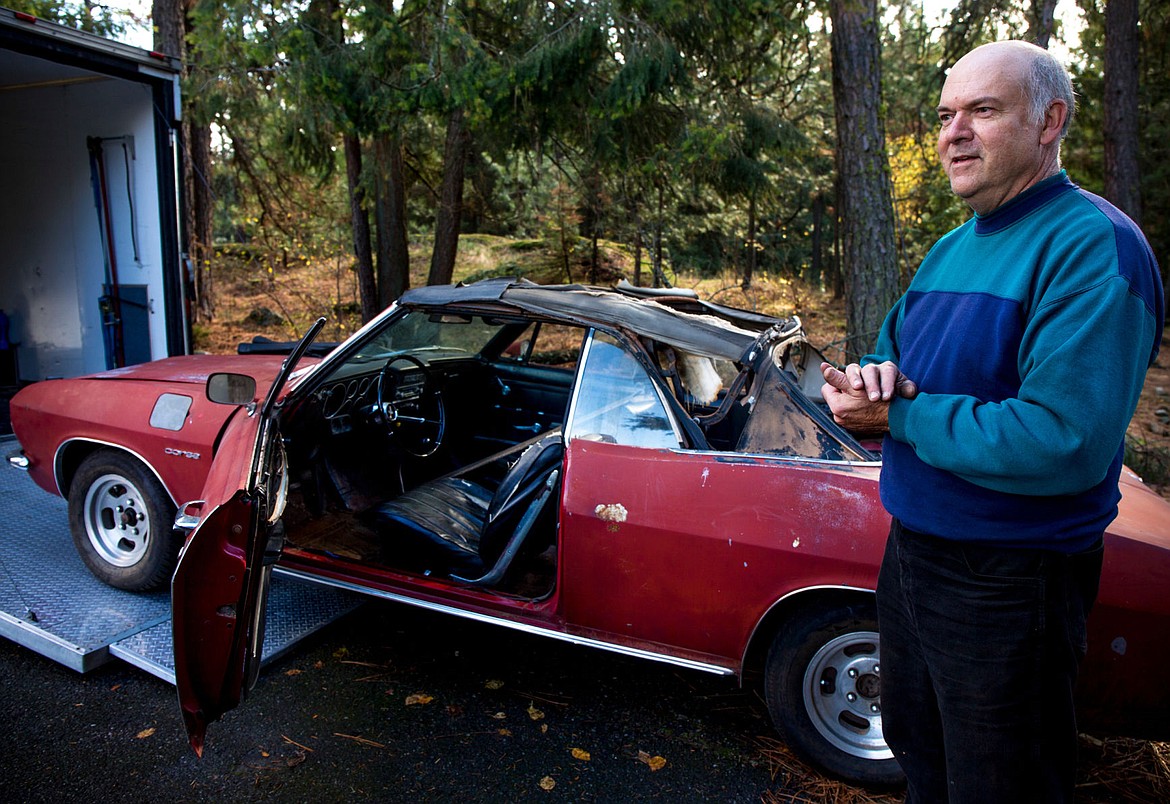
left=822, top=41, right=1163, bottom=803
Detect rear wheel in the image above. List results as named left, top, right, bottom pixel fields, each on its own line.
left=764, top=602, right=904, bottom=788
left=68, top=450, right=177, bottom=591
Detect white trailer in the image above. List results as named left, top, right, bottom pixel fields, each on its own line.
left=0, top=8, right=187, bottom=385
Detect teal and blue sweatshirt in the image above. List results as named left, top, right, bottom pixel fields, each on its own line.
left=868, top=172, right=1164, bottom=553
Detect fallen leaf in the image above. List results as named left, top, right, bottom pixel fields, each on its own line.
left=110, top=684, right=122, bottom=692
left=333, top=647, right=349, bottom=659
left=405, top=693, right=433, bottom=706
left=497, top=728, right=512, bottom=737
left=571, top=747, right=591, bottom=761
left=314, top=661, right=324, bottom=669
left=135, top=727, right=156, bottom=739
left=261, top=750, right=270, bottom=758
left=285, top=668, right=302, bottom=676
left=540, top=724, right=548, bottom=734
left=539, top=776, right=556, bottom=791
left=637, top=751, right=667, bottom=771
left=485, top=679, right=505, bottom=690
left=527, top=703, right=545, bottom=721
left=492, top=711, right=507, bottom=720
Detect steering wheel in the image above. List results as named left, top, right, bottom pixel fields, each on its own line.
left=376, top=354, right=446, bottom=457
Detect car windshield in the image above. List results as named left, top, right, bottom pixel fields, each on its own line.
left=352, top=310, right=511, bottom=363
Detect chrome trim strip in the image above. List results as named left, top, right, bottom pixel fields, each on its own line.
left=674, top=448, right=883, bottom=469
left=272, top=567, right=736, bottom=677
left=560, top=329, right=594, bottom=441
left=52, top=438, right=180, bottom=507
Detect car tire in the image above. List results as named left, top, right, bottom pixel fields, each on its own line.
left=68, top=450, right=178, bottom=592
left=764, top=602, right=904, bottom=788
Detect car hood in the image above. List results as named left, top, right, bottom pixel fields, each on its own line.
left=87, top=354, right=307, bottom=388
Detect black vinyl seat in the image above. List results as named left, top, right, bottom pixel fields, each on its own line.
left=371, top=431, right=564, bottom=583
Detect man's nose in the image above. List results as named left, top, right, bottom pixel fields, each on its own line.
left=945, top=110, right=973, bottom=137
left=942, top=111, right=973, bottom=142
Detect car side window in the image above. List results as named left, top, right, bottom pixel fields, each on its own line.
left=500, top=322, right=583, bottom=369
left=567, top=332, right=680, bottom=449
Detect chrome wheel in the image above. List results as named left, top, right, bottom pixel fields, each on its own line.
left=82, top=471, right=153, bottom=568
left=68, top=449, right=177, bottom=591
left=802, top=630, right=891, bottom=761
left=764, top=603, right=902, bottom=787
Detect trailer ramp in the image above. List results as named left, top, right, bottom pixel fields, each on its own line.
left=0, top=453, right=360, bottom=683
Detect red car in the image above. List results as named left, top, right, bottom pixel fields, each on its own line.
left=10, top=279, right=1170, bottom=787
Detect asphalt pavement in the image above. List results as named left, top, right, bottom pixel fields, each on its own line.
left=0, top=600, right=800, bottom=802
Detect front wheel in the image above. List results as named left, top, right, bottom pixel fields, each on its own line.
left=764, top=602, right=904, bottom=788
left=68, top=450, right=177, bottom=591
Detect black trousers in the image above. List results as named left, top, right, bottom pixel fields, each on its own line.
left=877, top=520, right=1103, bottom=803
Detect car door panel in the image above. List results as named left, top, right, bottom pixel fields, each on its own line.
left=171, top=408, right=264, bottom=755
left=559, top=439, right=887, bottom=664
left=480, top=361, right=572, bottom=444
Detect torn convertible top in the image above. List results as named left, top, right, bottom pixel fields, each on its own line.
left=398, top=278, right=798, bottom=363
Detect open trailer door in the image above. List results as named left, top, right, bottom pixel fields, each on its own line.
left=172, top=320, right=322, bottom=755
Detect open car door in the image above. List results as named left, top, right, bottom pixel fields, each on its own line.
left=172, top=319, right=323, bottom=755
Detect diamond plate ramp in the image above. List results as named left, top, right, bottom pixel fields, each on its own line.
left=111, top=571, right=362, bottom=683
left=0, top=455, right=170, bottom=671
left=1, top=438, right=361, bottom=680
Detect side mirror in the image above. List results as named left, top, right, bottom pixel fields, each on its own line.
left=207, top=372, right=257, bottom=405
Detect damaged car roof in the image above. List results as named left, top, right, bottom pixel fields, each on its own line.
left=398, top=278, right=795, bottom=362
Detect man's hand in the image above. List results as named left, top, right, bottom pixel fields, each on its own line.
left=820, top=361, right=917, bottom=435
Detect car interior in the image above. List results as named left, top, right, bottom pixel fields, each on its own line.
left=272, top=307, right=863, bottom=600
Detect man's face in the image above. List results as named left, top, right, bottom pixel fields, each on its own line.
left=936, top=48, right=1053, bottom=215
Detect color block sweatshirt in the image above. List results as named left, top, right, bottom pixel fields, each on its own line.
left=868, top=172, right=1164, bottom=553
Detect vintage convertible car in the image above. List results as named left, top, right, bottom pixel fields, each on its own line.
left=9, top=278, right=1170, bottom=787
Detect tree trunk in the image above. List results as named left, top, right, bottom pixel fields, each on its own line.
left=154, top=0, right=214, bottom=322
left=742, top=192, right=757, bottom=290
left=1104, top=0, right=1142, bottom=226
left=583, top=169, right=602, bottom=284
left=1028, top=0, right=1059, bottom=49
left=829, top=0, right=900, bottom=361
left=188, top=126, right=214, bottom=319
left=810, top=192, right=824, bottom=288
left=632, top=194, right=643, bottom=287
left=651, top=184, right=669, bottom=288
left=344, top=133, right=379, bottom=323
left=428, top=108, right=470, bottom=286
left=374, top=133, right=410, bottom=307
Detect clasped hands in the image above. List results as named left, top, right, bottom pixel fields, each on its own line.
left=820, top=361, right=917, bottom=435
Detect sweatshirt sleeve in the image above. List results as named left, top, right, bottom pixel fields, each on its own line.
left=886, top=275, right=1157, bottom=496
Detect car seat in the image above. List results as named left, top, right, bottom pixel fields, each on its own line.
left=371, top=431, right=563, bottom=584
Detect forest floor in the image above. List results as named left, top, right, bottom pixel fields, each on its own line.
left=195, top=234, right=1170, bottom=501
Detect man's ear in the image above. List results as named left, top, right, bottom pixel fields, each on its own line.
left=1040, top=100, right=1067, bottom=146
